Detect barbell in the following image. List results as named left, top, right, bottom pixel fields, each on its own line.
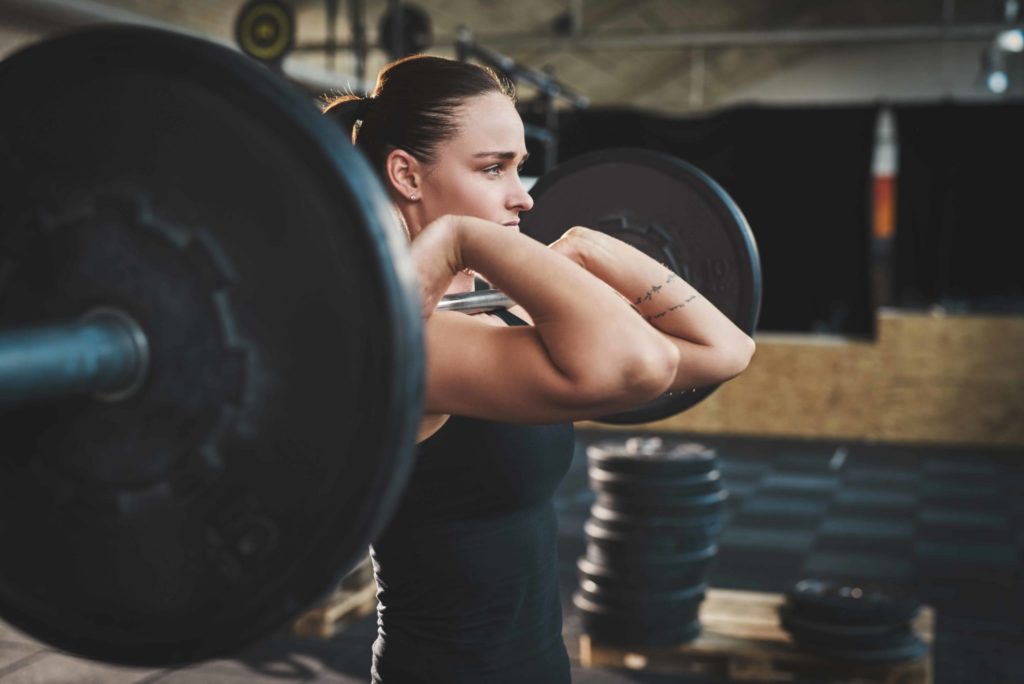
left=0, top=26, right=760, bottom=665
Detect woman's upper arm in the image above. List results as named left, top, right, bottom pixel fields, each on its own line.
left=422, top=312, right=673, bottom=423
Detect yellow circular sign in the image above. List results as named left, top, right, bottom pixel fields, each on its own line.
left=236, top=1, right=293, bottom=62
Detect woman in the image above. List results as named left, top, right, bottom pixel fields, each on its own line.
left=324, top=55, right=754, bottom=683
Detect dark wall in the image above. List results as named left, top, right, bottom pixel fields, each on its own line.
left=524, top=105, right=877, bottom=336
left=893, top=103, right=1024, bottom=312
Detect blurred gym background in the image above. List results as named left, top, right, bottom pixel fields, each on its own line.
left=0, top=1, right=1021, bottom=683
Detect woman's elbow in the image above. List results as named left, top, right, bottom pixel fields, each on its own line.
left=613, top=337, right=680, bottom=401
left=571, top=337, right=678, bottom=406
left=722, top=334, right=756, bottom=380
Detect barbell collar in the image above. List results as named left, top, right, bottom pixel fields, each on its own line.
left=0, top=308, right=149, bottom=407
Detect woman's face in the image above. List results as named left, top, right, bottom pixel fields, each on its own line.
left=415, top=91, right=534, bottom=230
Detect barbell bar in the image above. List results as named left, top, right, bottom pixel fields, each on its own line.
left=0, top=309, right=149, bottom=406
left=0, top=290, right=502, bottom=408
left=0, top=25, right=761, bottom=666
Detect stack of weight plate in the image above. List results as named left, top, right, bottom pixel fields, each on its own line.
left=574, top=437, right=727, bottom=647
left=780, top=578, right=927, bottom=663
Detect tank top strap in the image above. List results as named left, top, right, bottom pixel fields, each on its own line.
left=492, top=308, right=527, bottom=327
left=474, top=277, right=527, bottom=327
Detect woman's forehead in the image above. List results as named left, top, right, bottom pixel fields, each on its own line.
left=452, top=93, right=526, bottom=152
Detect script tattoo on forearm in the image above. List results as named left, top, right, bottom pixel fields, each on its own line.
left=634, top=271, right=678, bottom=305
left=645, top=293, right=700, bottom=322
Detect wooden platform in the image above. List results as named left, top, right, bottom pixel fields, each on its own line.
left=292, top=555, right=377, bottom=639
left=580, top=588, right=934, bottom=683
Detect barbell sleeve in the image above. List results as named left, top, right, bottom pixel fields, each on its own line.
left=436, top=289, right=517, bottom=315
left=0, top=289, right=509, bottom=410
left=0, top=291, right=508, bottom=410
left=0, top=309, right=149, bottom=407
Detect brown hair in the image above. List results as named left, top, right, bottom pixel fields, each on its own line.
left=322, top=55, right=515, bottom=176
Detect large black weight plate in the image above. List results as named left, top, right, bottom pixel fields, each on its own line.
left=785, top=579, right=921, bottom=626
left=584, top=539, right=718, bottom=568
left=587, top=467, right=722, bottom=499
left=585, top=513, right=724, bottom=538
left=0, top=27, right=422, bottom=666
left=587, top=438, right=719, bottom=476
left=787, top=627, right=927, bottom=663
left=579, top=552, right=714, bottom=588
left=521, top=148, right=761, bottom=424
left=595, top=491, right=729, bottom=518
left=591, top=495, right=727, bottom=525
left=576, top=596, right=702, bottom=647
left=578, top=579, right=707, bottom=618
left=585, top=518, right=720, bottom=557
left=779, top=605, right=913, bottom=648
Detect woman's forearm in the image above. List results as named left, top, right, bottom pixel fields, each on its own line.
left=552, top=227, right=755, bottom=388
left=450, top=216, right=678, bottom=399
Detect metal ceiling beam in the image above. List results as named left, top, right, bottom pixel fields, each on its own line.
left=0, top=0, right=207, bottom=39
left=0, top=0, right=363, bottom=93
left=447, top=23, right=1023, bottom=52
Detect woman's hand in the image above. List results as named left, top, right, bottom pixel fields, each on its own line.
left=547, top=225, right=596, bottom=269
left=408, top=214, right=464, bottom=320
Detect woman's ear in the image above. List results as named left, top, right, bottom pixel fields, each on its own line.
left=385, top=148, right=422, bottom=201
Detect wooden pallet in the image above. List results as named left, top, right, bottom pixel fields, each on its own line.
left=579, top=588, right=934, bottom=684
left=292, top=555, right=377, bottom=639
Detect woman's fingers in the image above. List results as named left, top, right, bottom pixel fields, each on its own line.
left=548, top=226, right=594, bottom=268
left=544, top=227, right=585, bottom=264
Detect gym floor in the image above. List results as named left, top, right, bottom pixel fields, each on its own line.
left=0, top=430, right=1021, bottom=683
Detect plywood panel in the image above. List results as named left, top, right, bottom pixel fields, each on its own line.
left=581, top=311, right=1024, bottom=447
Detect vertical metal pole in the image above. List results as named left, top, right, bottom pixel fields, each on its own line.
left=940, top=0, right=954, bottom=94
left=349, top=0, right=367, bottom=89
left=455, top=25, right=471, bottom=62
left=871, top=108, right=898, bottom=308
left=325, top=0, right=339, bottom=71
left=388, top=0, right=403, bottom=60
left=543, top=88, right=558, bottom=173
left=1006, top=0, right=1020, bottom=22
left=569, top=0, right=583, bottom=37
left=689, top=46, right=705, bottom=109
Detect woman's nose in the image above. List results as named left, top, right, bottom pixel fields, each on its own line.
left=510, top=179, right=535, bottom=212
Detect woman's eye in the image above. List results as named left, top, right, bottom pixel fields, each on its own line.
left=484, top=165, right=502, bottom=176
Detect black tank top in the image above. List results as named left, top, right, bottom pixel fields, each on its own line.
left=370, top=309, right=575, bottom=683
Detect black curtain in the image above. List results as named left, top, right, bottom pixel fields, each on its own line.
left=523, top=105, right=877, bottom=336
left=893, top=103, right=1024, bottom=311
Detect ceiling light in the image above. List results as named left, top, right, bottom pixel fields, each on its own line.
left=987, top=70, right=1009, bottom=93
left=996, top=28, right=1024, bottom=52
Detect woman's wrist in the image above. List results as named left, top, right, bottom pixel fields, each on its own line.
left=442, top=215, right=466, bottom=273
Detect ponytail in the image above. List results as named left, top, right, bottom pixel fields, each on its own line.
left=322, top=95, right=374, bottom=142
left=321, top=55, right=515, bottom=175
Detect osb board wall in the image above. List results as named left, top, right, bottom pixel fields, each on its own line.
left=580, top=311, right=1024, bottom=447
